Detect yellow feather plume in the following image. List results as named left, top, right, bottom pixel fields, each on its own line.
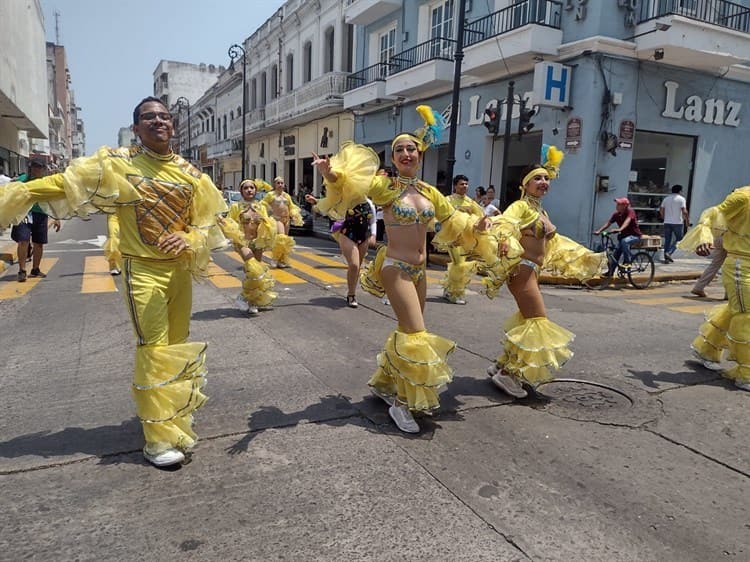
left=254, top=178, right=273, bottom=192
left=416, top=105, right=436, bottom=127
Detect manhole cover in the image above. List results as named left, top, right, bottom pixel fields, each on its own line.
left=535, top=379, right=633, bottom=422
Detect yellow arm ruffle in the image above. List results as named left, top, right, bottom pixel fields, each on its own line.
left=0, top=181, right=35, bottom=226
left=103, top=214, right=122, bottom=267
left=360, top=244, right=387, bottom=297
left=543, top=234, right=605, bottom=281
left=318, top=142, right=380, bottom=219
left=678, top=206, right=724, bottom=252
left=480, top=216, right=525, bottom=299
left=368, top=329, right=456, bottom=413
left=218, top=215, right=246, bottom=251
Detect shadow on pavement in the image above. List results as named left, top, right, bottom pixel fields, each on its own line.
left=624, top=360, right=725, bottom=389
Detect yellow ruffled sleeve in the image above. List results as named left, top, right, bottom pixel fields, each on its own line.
left=286, top=193, right=304, bottom=227
left=317, top=142, right=380, bottom=219
left=678, top=206, right=724, bottom=252
left=480, top=215, right=525, bottom=298
left=176, top=175, right=228, bottom=279
left=543, top=234, right=605, bottom=281
left=218, top=215, right=245, bottom=251
left=103, top=214, right=121, bottom=267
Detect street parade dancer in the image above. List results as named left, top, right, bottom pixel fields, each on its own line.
left=305, top=191, right=376, bottom=308
left=482, top=146, right=604, bottom=398
left=312, top=105, right=496, bottom=434
left=219, top=178, right=278, bottom=316
left=0, top=97, right=228, bottom=467
left=261, top=176, right=303, bottom=268
left=441, top=174, right=486, bottom=305
left=678, top=186, right=750, bottom=391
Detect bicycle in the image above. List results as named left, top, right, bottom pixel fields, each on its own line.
left=594, top=232, right=655, bottom=289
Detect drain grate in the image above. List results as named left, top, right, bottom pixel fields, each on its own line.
left=535, top=379, right=634, bottom=422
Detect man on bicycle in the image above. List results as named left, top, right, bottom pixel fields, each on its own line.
left=594, top=197, right=642, bottom=276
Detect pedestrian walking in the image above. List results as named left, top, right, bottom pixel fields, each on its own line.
left=691, top=235, right=726, bottom=297
left=660, top=184, right=689, bottom=263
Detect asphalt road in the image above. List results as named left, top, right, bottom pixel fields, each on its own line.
left=0, top=215, right=747, bottom=561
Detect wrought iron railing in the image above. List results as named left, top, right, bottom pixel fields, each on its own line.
left=464, top=0, right=562, bottom=47
left=345, top=61, right=390, bottom=91
left=388, top=37, right=457, bottom=75
left=639, top=0, right=750, bottom=33
left=264, top=72, right=348, bottom=122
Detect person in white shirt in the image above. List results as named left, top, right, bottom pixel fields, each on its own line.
left=659, top=184, right=689, bottom=263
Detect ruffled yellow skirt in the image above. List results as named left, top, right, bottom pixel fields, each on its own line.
left=132, top=342, right=208, bottom=456
left=692, top=256, right=750, bottom=383
left=272, top=233, right=295, bottom=265
left=368, top=329, right=456, bottom=412
left=360, top=244, right=387, bottom=297
left=442, top=247, right=476, bottom=299
left=242, top=257, right=277, bottom=307
left=496, top=312, right=574, bottom=385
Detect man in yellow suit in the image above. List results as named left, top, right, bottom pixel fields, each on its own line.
left=0, top=97, right=227, bottom=468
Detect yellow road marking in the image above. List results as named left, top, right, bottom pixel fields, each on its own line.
left=284, top=257, right=345, bottom=284
left=224, top=252, right=306, bottom=284
left=207, top=262, right=242, bottom=288
left=296, top=251, right=346, bottom=269
left=669, top=305, right=714, bottom=315
left=81, top=256, right=118, bottom=293
left=0, top=257, right=58, bottom=300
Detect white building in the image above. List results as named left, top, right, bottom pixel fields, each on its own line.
left=118, top=126, right=136, bottom=148
left=0, top=0, right=48, bottom=175
left=153, top=60, right=224, bottom=110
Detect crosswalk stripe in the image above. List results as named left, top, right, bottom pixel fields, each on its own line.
left=282, top=256, right=346, bottom=284
left=222, top=251, right=307, bottom=284
left=668, top=305, right=714, bottom=315
left=81, top=256, right=118, bottom=293
left=296, top=251, right=346, bottom=269
left=207, top=262, right=242, bottom=288
left=0, top=257, right=58, bottom=300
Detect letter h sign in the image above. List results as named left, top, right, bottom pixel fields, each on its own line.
left=532, top=62, right=572, bottom=109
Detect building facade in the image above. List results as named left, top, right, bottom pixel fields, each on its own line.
left=343, top=0, right=750, bottom=243
left=0, top=0, right=48, bottom=176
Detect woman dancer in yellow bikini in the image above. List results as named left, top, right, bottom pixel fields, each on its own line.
left=219, top=179, right=278, bottom=315
left=261, top=176, right=303, bottom=268
left=678, top=187, right=750, bottom=391
left=483, top=146, right=604, bottom=398
left=312, top=106, right=494, bottom=433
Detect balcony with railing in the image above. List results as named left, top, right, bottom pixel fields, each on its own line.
left=343, top=62, right=392, bottom=109
left=633, top=0, right=750, bottom=71
left=264, top=72, right=348, bottom=128
left=206, top=138, right=241, bottom=159
left=461, top=0, right=563, bottom=77
left=384, top=37, right=457, bottom=97
left=192, top=131, right=215, bottom=147
left=344, top=0, right=401, bottom=25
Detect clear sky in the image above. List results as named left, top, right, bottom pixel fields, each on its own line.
left=40, top=0, right=285, bottom=155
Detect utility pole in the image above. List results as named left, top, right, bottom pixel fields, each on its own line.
left=444, top=0, right=467, bottom=195
left=499, top=81, right=515, bottom=210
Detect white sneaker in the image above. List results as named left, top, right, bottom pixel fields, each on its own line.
left=381, top=296, right=390, bottom=305
left=276, top=261, right=290, bottom=269
left=491, top=372, right=528, bottom=398
left=486, top=363, right=500, bottom=377
left=247, top=305, right=259, bottom=316
left=370, top=387, right=395, bottom=406
left=144, top=448, right=185, bottom=467
left=388, top=404, right=420, bottom=433
left=109, top=268, right=121, bottom=276
left=234, top=294, right=250, bottom=313
left=453, top=297, right=467, bottom=305
left=735, top=381, right=750, bottom=391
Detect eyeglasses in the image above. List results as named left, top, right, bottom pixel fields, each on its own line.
left=139, top=112, right=173, bottom=122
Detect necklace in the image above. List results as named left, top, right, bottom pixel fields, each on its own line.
left=396, top=175, right=419, bottom=188
left=522, top=194, right=543, bottom=212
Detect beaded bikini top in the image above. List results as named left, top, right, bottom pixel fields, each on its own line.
left=386, top=176, right=436, bottom=225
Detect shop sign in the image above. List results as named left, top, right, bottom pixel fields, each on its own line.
left=618, top=120, right=634, bottom=150
left=565, top=117, right=582, bottom=151
left=662, top=81, right=741, bottom=127
left=532, top=62, right=572, bottom=108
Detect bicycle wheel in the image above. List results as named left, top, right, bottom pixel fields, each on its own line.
left=628, top=252, right=654, bottom=289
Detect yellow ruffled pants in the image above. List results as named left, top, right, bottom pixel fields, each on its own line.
left=368, top=329, right=456, bottom=412
left=122, top=257, right=208, bottom=456
left=692, top=255, right=750, bottom=384
left=242, top=257, right=277, bottom=307
left=272, top=233, right=295, bottom=266
left=442, top=246, right=477, bottom=300
left=496, top=312, right=574, bottom=385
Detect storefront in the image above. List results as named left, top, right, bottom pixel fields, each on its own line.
left=351, top=55, right=749, bottom=245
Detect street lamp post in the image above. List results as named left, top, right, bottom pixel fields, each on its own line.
left=228, top=43, right=247, bottom=181
left=444, top=0, right=467, bottom=195
left=175, top=96, right=191, bottom=160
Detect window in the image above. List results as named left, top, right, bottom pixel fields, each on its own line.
left=323, top=27, right=335, bottom=73
left=251, top=164, right=257, bottom=178
left=251, top=78, right=257, bottom=109
left=260, top=72, right=267, bottom=106
left=303, top=41, right=312, bottom=83
left=271, top=64, right=278, bottom=99
left=222, top=115, right=227, bottom=139
left=378, top=26, right=396, bottom=64
left=286, top=53, right=294, bottom=91
left=230, top=110, right=234, bottom=120
left=430, top=0, right=455, bottom=57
